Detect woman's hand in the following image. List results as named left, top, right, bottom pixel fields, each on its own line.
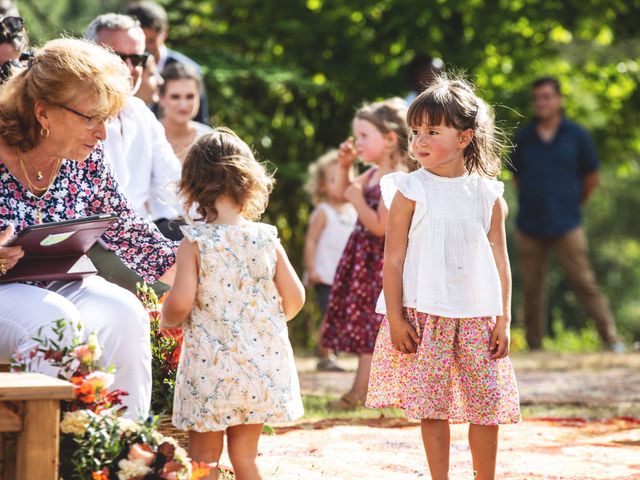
left=0, top=224, right=24, bottom=276
left=389, top=316, right=421, bottom=354
left=490, top=317, right=511, bottom=359
left=338, top=137, right=357, bottom=167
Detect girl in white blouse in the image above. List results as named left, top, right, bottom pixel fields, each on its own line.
left=304, top=149, right=357, bottom=371
left=367, top=76, right=520, bottom=480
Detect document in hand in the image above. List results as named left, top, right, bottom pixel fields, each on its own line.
left=0, top=214, right=118, bottom=283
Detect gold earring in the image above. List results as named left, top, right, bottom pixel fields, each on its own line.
left=40, top=127, right=50, bottom=138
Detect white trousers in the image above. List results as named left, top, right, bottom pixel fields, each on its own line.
left=0, top=276, right=151, bottom=420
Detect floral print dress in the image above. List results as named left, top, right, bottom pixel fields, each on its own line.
left=172, top=222, right=303, bottom=432
left=320, top=168, right=385, bottom=354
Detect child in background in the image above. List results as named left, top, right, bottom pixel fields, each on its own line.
left=304, top=149, right=357, bottom=372
left=366, top=76, right=520, bottom=480
left=161, top=128, right=305, bottom=480
left=321, top=97, right=413, bottom=408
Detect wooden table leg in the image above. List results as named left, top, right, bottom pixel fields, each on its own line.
left=15, top=400, right=61, bottom=480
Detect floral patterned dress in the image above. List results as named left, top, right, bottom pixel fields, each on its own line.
left=172, top=222, right=303, bottom=432
left=0, top=144, right=176, bottom=283
left=320, top=169, right=385, bottom=354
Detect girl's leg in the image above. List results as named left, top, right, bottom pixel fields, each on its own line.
left=226, top=423, right=263, bottom=480
left=421, top=419, right=450, bottom=480
left=349, top=352, right=373, bottom=401
left=189, top=430, right=224, bottom=480
left=468, top=424, right=498, bottom=480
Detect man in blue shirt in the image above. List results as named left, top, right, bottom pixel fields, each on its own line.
left=510, top=77, right=621, bottom=351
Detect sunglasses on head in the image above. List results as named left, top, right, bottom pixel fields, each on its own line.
left=114, top=51, right=149, bottom=68
left=0, top=16, right=24, bottom=43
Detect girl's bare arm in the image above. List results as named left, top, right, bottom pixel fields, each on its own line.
left=384, top=191, right=420, bottom=353
left=274, top=242, right=306, bottom=320
left=161, top=239, right=199, bottom=328
left=303, top=207, right=327, bottom=285
left=488, top=197, right=512, bottom=358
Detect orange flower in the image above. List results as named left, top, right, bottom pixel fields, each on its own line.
left=91, top=467, right=109, bottom=480
left=190, top=461, right=214, bottom=480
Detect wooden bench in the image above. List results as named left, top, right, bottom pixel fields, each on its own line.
left=0, top=373, right=74, bottom=480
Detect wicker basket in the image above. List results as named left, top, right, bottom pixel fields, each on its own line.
left=157, top=417, right=189, bottom=449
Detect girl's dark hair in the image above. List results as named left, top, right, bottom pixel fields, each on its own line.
left=179, top=127, right=274, bottom=221
left=407, top=74, right=504, bottom=178
left=355, top=97, right=415, bottom=170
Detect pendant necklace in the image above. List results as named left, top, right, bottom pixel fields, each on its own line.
left=16, top=147, right=63, bottom=223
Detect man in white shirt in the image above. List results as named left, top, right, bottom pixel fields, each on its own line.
left=85, top=14, right=182, bottom=231
left=85, top=13, right=183, bottom=294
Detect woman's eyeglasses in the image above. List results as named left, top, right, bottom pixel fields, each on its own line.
left=0, top=16, right=24, bottom=43
left=56, top=105, right=110, bottom=129
left=115, top=52, right=149, bottom=68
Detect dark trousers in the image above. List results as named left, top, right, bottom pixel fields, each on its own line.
left=516, top=226, right=618, bottom=349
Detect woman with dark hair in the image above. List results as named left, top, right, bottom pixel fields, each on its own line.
left=159, top=62, right=213, bottom=162
left=0, top=37, right=177, bottom=419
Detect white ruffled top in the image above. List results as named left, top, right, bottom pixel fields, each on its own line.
left=375, top=168, right=504, bottom=318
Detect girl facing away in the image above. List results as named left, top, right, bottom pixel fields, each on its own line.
left=161, top=128, right=305, bottom=480
left=159, top=62, right=214, bottom=162
left=366, top=76, right=520, bottom=480
left=303, top=149, right=357, bottom=371
left=320, top=97, right=413, bottom=408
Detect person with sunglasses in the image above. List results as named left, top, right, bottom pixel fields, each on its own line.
left=0, top=38, right=178, bottom=419
left=84, top=14, right=185, bottom=295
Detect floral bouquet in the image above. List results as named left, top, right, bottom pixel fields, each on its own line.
left=60, top=411, right=211, bottom=479
left=137, top=283, right=183, bottom=416
left=11, top=319, right=210, bottom=480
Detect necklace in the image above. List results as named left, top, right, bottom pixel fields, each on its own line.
left=16, top=147, right=62, bottom=193
left=16, top=148, right=63, bottom=224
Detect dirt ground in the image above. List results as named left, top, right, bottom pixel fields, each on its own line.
left=224, top=352, right=640, bottom=479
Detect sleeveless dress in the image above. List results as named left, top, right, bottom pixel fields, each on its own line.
left=320, top=169, right=385, bottom=354
left=313, top=202, right=357, bottom=286
left=367, top=169, right=521, bottom=425
left=172, top=222, right=304, bottom=432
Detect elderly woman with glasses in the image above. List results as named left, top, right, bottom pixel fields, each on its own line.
left=0, top=37, right=177, bottom=419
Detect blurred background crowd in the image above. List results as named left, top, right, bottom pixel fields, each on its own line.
left=3, top=0, right=640, bottom=351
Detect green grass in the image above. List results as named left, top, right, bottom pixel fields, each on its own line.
left=297, top=394, right=640, bottom=423
left=301, top=394, right=405, bottom=421
left=521, top=403, right=640, bottom=420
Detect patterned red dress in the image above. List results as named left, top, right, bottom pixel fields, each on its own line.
left=321, top=169, right=384, bottom=354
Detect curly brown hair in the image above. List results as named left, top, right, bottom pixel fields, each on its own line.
left=179, top=127, right=274, bottom=222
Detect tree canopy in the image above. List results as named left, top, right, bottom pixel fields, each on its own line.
left=17, top=0, right=640, bottom=344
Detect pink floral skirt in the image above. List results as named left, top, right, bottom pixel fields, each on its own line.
left=366, top=308, right=521, bottom=425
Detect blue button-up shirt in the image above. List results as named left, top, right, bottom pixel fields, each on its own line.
left=509, top=117, right=599, bottom=237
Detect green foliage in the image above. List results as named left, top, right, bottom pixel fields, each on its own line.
left=541, top=319, right=602, bottom=353
left=60, top=411, right=123, bottom=479
left=137, top=283, right=180, bottom=416
left=18, top=0, right=640, bottom=347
